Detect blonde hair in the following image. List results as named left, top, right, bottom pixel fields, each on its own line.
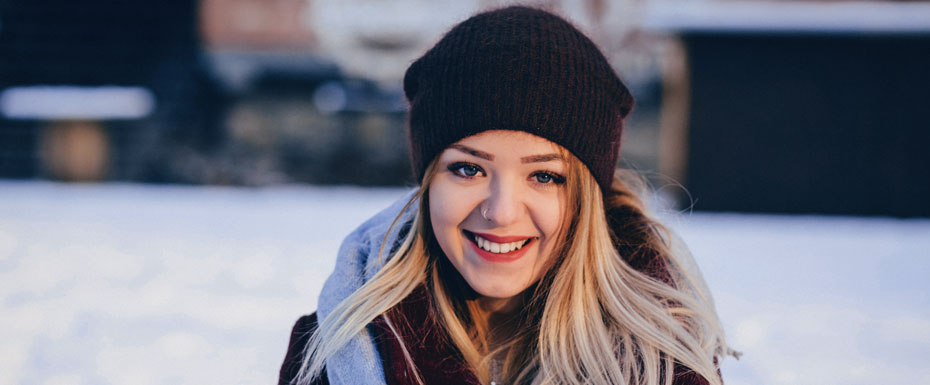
left=296, top=151, right=729, bottom=385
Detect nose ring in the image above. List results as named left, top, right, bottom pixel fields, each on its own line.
left=482, top=207, right=490, bottom=221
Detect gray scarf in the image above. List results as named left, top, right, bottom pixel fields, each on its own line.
left=316, top=189, right=419, bottom=385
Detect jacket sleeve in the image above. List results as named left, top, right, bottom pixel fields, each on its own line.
left=279, top=313, right=330, bottom=385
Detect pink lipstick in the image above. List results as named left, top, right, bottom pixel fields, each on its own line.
left=464, top=230, right=535, bottom=263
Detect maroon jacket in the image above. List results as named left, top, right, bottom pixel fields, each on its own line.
left=278, top=285, right=713, bottom=385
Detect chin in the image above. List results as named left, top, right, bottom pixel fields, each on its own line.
left=475, top=286, right=522, bottom=300
left=455, top=249, right=545, bottom=302
left=464, top=274, right=532, bottom=300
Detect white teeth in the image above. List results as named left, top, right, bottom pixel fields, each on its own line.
left=473, top=234, right=529, bottom=254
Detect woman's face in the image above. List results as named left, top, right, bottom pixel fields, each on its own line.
left=429, top=130, right=567, bottom=308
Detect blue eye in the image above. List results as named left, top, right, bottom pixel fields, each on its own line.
left=448, top=162, right=483, bottom=178
left=460, top=165, right=479, bottom=176
left=532, top=171, right=566, bottom=185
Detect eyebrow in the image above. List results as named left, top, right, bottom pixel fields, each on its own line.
left=450, top=144, right=493, bottom=160
left=450, top=144, right=563, bottom=163
left=520, top=153, right=563, bottom=163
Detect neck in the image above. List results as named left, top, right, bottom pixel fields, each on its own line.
left=477, top=294, right=526, bottom=352
left=478, top=295, right=521, bottom=316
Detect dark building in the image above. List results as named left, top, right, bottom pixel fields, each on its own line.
left=649, top=2, right=930, bottom=217
left=0, top=0, right=220, bottom=181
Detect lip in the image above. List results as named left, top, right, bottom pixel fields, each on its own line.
left=463, top=230, right=535, bottom=263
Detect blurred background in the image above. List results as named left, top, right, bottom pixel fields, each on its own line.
left=1, top=0, right=929, bottom=384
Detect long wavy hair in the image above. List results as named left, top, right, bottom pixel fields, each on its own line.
left=296, top=148, right=729, bottom=385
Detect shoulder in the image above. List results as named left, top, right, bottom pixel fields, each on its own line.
left=279, top=314, right=329, bottom=385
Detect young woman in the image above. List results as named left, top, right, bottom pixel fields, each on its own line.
left=280, top=6, right=730, bottom=385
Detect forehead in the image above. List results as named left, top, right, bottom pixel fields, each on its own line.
left=447, top=130, right=563, bottom=158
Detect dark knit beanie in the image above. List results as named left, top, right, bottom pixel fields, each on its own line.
left=404, top=5, right=634, bottom=190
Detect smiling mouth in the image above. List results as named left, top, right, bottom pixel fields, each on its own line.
left=463, top=230, right=534, bottom=254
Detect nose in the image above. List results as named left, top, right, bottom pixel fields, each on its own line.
left=481, top=176, right=524, bottom=227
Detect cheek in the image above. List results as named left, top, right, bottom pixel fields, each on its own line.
left=537, top=195, right=565, bottom=238
left=532, top=195, right=566, bottom=255
left=428, top=180, right=475, bottom=246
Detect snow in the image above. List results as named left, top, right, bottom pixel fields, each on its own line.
left=671, top=213, right=930, bottom=385
left=1, top=181, right=928, bottom=385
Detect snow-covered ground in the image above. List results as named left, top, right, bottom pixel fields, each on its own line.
left=1, top=181, right=927, bottom=385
